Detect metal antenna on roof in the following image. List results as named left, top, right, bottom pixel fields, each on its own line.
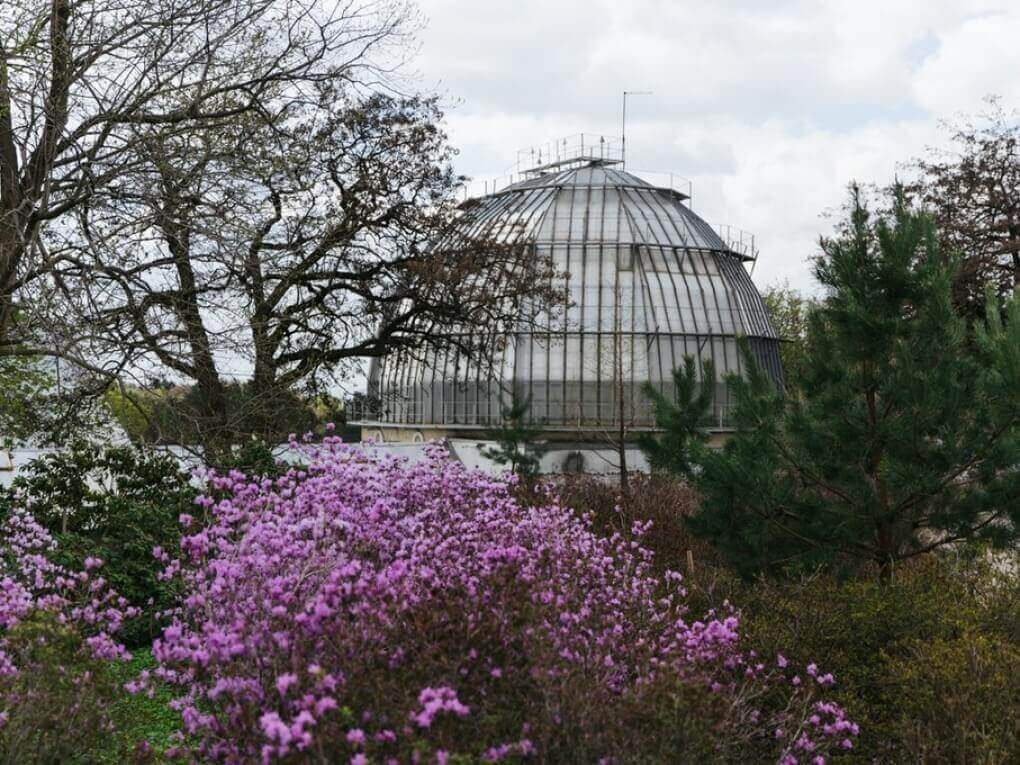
left=622, top=90, right=652, bottom=169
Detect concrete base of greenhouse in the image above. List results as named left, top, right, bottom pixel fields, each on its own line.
left=354, top=425, right=732, bottom=476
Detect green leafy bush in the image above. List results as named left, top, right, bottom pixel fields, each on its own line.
left=105, top=381, right=348, bottom=452
left=559, top=474, right=1020, bottom=762
left=886, top=631, right=1020, bottom=763
left=712, top=553, right=1020, bottom=763
left=0, top=613, right=125, bottom=764
left=6, top=443, right=196, bottom=648
left=212, top=438, right=288, bottom=477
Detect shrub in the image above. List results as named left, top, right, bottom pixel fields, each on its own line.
left=7, top=443, right=196, bottom=647
left=886, top=631, right=1020, bottom=763
left=0, top=507, right=136, bottom=761
left=723, top=553, right=1020, bottom=763
left=552, top=472, right=713, bottom=576
left=154, top=439, right=856, bottom=763
left=561, top=472, right=1020, bottom=762
left=212, top=438, right=289, bottom=478
left=107, top=381, right=346, bottom=451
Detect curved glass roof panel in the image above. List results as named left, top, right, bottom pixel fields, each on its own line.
left=360, top=161, right=781, bottom=432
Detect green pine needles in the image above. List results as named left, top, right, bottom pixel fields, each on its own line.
left=642, top=187, right=1020, bottom=580
left=479, top=393, right=549, bottom=480
left=637, top=356, right=715, bottom=478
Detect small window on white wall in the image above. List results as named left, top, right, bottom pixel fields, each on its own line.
left=412, top=432, right=424, bottom=444
left=563, top=451, right=586, bottom=474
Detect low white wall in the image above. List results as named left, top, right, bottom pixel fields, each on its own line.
left=0, top=439, right=649, bottom=489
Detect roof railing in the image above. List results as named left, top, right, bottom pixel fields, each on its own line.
left=458, top=165, right=695, bottom=205
left=458, top=172, right=526, bottom=201
left=628, top=170, right=694, bottom=205
left=516, top=133, right=623, bottom=176
left=456, top=133, right=711, bottom=204
left=715, top=224, right=758, bottom=261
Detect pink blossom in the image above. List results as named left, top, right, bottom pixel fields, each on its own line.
left=346, top=728, right=365, bottom=746
left=275, top=673, right=298, bottom=697
left=148, top=438, right=857, bottom=762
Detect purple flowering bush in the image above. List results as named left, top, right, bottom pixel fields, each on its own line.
left=154, top=438, right=857, bottom=762
left=0, top=505, right=137, bottom=760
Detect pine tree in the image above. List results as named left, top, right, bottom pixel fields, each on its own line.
left=644, top=187, right=1020, bottom=580
left=637, top=356, right=714, bottom=479
left=479, top=394, right=548, bottom=480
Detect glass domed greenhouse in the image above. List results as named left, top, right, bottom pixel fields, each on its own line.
left=356, top=137, right=781, bottom=453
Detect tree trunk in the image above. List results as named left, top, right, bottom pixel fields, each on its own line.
left=0, top=54, right=24, bottom=350
left=877, top=556, right=894, bottom=585
left=157, top=185, right=232, bottom=460
left=192, top=364, right=231, bottom=463
left=618, top=432, right=629, bottom=496
left=246, top=241, right=279, bottom=444
left=0, top=0, right=72, bottom=350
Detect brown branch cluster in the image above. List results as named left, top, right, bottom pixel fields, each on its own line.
left=2, top=0, right=556, bottom=453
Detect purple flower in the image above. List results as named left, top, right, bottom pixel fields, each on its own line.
left=345, top=728, right=365, bottom=747
left=275, top=673, right=298, bottom=697
left=144, top=440, right=857, bottom=761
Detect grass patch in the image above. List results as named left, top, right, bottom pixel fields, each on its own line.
left=98, top=649, right=180, bottom=762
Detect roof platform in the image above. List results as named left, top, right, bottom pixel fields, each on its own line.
left=517, top=133, right=623, bottom=176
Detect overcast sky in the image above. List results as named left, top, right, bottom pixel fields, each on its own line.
left=412, top=0, right=1020, bottom=293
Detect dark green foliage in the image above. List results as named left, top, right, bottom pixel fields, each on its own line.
left=554, top=475, right=1020, bottom=763
left=106, top=381, right=342, bottom=449
left=637, top=356, right=714, bottom=480
left=729, top=552, right=1020, bottom=763
left=479, top=394, right=548, bottom=479
left=7, top=444, right=196, bottom=647
left=0, top=613, right=125, bottom=764
left=214, top=438, right=288, bottom=477
left=101, top=650, right=183, bottom=763
left=646, top=187, right=1020, bottom=579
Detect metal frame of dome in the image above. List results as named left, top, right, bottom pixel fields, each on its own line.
left=355, top=144, right=781, bottom=438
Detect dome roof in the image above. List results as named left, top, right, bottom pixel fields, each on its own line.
left=452, top=164, right=736, bottom=254
left=361, top=161, right=781, bottom=435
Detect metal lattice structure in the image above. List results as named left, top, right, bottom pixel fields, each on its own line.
left=357, top=141, right=781, bottom=440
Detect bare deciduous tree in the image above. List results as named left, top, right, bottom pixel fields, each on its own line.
left=53, top=88, right=554, bottom=456
left=5, top=0, right=556, bottom=456
left=915, top=97, right=1020, bottom=317
left=1, top=0, right=415, bottom=356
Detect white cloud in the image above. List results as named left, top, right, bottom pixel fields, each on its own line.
left=913, top=11, right=1020, bottom=115
left=415, top=0, right=1020, bottom=293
